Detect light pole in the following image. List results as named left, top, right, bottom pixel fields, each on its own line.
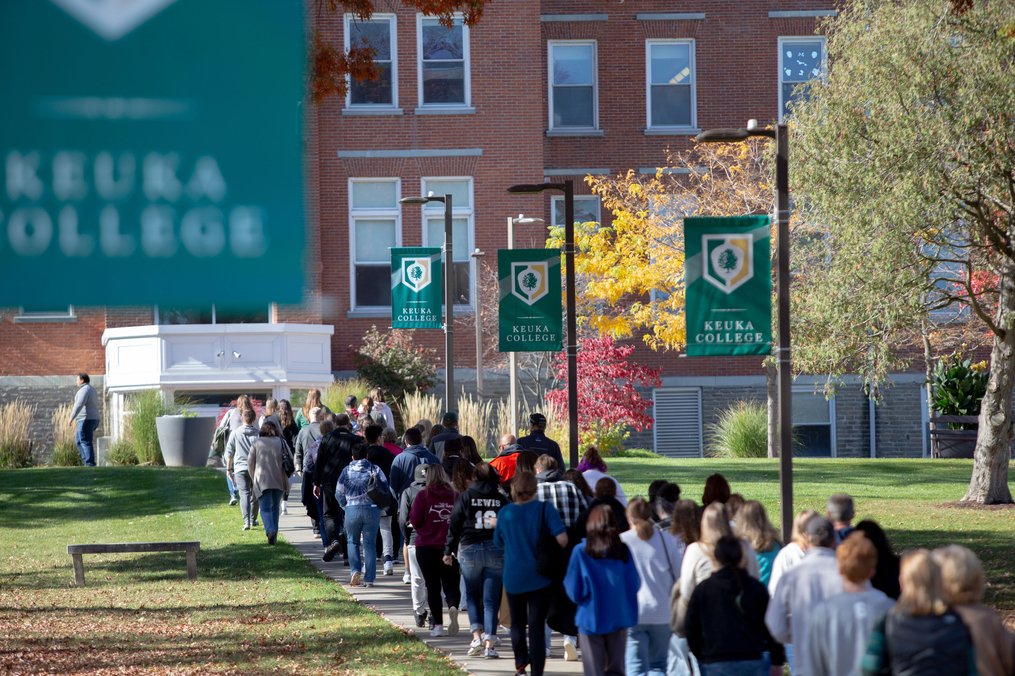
left=695, top=120, right=793, bottom=543
left=399, top=192, right=457, bottom=413
left=506, top=180, right=578, bottom=470
left=470, top=247, right=486, bottom=398
left=507, top=214, right=545, bottom=434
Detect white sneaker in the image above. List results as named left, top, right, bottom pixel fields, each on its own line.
left=563, top=637, right=578, bottom=661
left=430, top=625, right=446, bottom=637
left=383, top=561, right=394, bottom=575
left=485, top=647, right=499, bottom=659
left=281, top=501, right=288, bottom=515
left=402, top=572, right=411, bottom=584
left=467, top=639, right=484, bottom=656
left=447, top=606, right=459, bottom=636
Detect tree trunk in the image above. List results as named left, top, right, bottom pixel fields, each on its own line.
left=962, top=253, right=1015, bottom=504
left=766, top=359, right=778, bottom=458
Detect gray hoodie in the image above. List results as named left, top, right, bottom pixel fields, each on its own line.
left=225, top=424, right=259, bottom=473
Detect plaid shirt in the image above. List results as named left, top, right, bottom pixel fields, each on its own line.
left=535, top=474, right=588, bottom=528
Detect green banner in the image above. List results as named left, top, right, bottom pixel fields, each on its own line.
left=498, top=249, right=562, bottom=352
left=391, top=247, right=442, bottom=329
left=685, top=216, right=772, bottom=356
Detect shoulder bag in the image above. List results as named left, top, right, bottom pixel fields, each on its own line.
left=367, top=466, right=391, bottom=511
left=281, top=439, right=295, bottom=477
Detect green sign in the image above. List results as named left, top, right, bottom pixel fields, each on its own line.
left=498, top=249, right=563, bottom=352
left=685, top=216, right=772, bottom=356
left=391, top=247, right=443, bottom=329
left=0, top=1, right=304, bottom=309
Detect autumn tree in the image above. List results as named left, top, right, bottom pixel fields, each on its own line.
left=791, top=0, right=1015, bottom=503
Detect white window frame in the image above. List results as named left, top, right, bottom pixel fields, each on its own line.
left=416, top=13, right=471, bottom=109
left=548, top=40, right=599, bottom=131
left=13, top=306, right=76, bottom=323
left=344, top=13, right=398, bottom=110
left=645, top=39, right=697, bottom=131
left=551, top=195, right=601, bottom=229
left=153, top=305, right=272, bottom=324
left=349, top=178, right=402, bottom=310
left=420, top=176, right=474, bottom=310
left=792, top=385, right=837, bottom=457
left=778, top=36, right=827, bottom=122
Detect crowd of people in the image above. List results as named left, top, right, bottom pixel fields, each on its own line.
left=216, top=389, right=1015, bottom=676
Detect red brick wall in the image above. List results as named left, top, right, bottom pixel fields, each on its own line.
left=0, top=307, right=108, bottom=376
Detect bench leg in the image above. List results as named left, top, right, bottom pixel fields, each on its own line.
left=72, top=554, right=85, bottom=585
left=186, top=550, right=197, bottom=581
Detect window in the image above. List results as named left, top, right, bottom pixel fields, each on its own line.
left=345, top=15, right=396, bottom=107
left=779, top=37, right=826, bottom=120
left=350, top=179, right=401, bottom=309
left=155, top=305, right=269, bottom=324
left=14, top=306, right=76, bottom=323
left=418, top=16, right=470, bottom=107
left=792, top=388, right=836, bottom=457
left=549, top=41, right=597, bottom=130
left=646, top=40, right=696, bottom=129
left=552, top=195, right=601, bottom=229
left=421, top=177, right=473, bottom=307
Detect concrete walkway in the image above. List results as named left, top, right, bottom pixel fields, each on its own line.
left=277, top=477, right=585, bottom=676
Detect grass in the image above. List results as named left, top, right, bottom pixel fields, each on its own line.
left=0, top=467, right=465, bottom=676
left=609, top=457, right=1015, bottom=624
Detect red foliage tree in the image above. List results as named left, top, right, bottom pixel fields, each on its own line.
left=545, top=335, right=661, bottom=452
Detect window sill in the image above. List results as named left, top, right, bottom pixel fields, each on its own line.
left=644, top=128, right=702, bottom=136
left=13, top=316, right=77, bottom=323
left=414, top=106, right=476, bottom=115
left=347, top=310, right=392, bottom=319
left=342, top=108, right=404, bottom=116
left=546, top=129, right=605, bottom=137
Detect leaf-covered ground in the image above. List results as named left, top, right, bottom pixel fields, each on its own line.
left=0, top=467, right=465, bottom=676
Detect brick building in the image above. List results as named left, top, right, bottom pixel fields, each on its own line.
left=2, top=0, right=939, bottom=460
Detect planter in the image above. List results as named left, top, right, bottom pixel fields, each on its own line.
left=938, top=438, right=976, bottom=459
left=156, top=416, right=216, bottom=467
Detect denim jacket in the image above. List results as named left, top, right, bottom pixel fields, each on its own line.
left=336, top=459, right=388, bottom=509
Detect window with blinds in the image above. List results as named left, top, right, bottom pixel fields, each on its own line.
left=652, top=388, right=703, bottom=457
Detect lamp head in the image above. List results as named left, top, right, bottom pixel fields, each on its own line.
left=507, top=183, right=550, bottom=194
left=695, top=128, right=751, bottom=143
left=398, top=196, right=431, bottom=205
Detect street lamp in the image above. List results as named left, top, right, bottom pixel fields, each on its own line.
left=506, top=214, right=545, bottom=434
left=399, top=192, right=457, bottom=413
left=470, top=248, right=486, bottom=398
left=696, top=120, right=793, bottom=543
left=506, top=180, right=579, bottom=470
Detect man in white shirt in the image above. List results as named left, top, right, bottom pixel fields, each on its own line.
left=765, top=515, right=844, bottom=676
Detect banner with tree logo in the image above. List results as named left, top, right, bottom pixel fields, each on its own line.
left=391, top=247, right=442, bottom=329
left=684, top=216, right=771, bottom=356
left=498, top=248, right=562, bottom=352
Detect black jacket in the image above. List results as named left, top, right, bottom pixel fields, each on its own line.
left=876, top=609, right=974, bottom=676
left=428, top=428, right=462, bottom=461
left=685, top=567, right=785, bottom=666
left=573, top=495, right=629, bottom=541
left=367, top=444, right=396, bottom=480
left=314, top=428, right=363, bottom=487
left=444, top=480, right=510, bottom=555
left=517, top=431, right=565, bottom=471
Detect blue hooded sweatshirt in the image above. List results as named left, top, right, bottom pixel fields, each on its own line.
left=564, top=540, right=641, bottom=635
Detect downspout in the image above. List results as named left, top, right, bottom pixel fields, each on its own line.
left=869, top=388, right=876, bottom=458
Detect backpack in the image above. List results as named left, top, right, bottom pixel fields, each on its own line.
left=210, top=424, right=229, bottom=458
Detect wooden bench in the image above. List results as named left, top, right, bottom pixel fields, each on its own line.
left=928, top=415, right=978, bottom=458
left=67, top=541, right=200, bottom=585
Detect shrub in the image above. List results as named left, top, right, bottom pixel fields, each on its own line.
left=353, top=326, right=438, bottom=398
left=706, top=400, right=768, bottom=458
left=400, top=391, right=444, bottom=435
left=107, top=438, right=139, bottom=465
left=124, top=389, right=174, bottom=465
left=930, top=354, right=990, bottom=429
left=48, top=404, right=82, bottom=467
left=457, top=391, right=494, bottom=457
left=321, top=378, right=373, bottom=415
left=0, top=400, right=36, bottom=469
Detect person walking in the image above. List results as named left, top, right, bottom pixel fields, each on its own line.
left=359, top=386, right=396, bottom=430
left=336, top=443, right=388, bottom=587
left=768, top=509, right=819, bottom=596
left=364, top=424, right=397, bottom=575
left=399, top=463, right=431, bottom=627
left=622, top=497, right=683, bottom=676
left=314, top=413, right=363, bottom=563
left=69, top=372, right=101, bottom=466
left=564, top=503, right=642, bottom=676
left=805, top=532, right=895, bottom=676
left=517, top=413, right=565, bottom=471
left=219, top=394, right=257, bottom=504
left=408, top=464, right=461, bottom=637
left=854, top=520, right=901, bottom=600
left=226, top=408, right=261, bottom=530
left=735, top=501, right=782, bottom=587
left=257, top=397, right=280, bottom=430
left=296, top=389, right=329, bottom=429
left=277, top=400, right=300, bottom=455
left=826, top=493, right=855, bottom=546
left=574, top=478, right=630, bottom=542
left=935, top=545, right=1015, bottom=676
left=247, top=422, right=293, bottom=545
left=429, top=412, right=463, bottom=461
left=577, top=446, right=627, bottom=506
left=446, top=462, right=510, bottom=659
left=304, top=419, right=334, bottom=542
left=388, top=427, right=440, bottom=503
left=685, top=535, right=786, bottom=676
left=494, top=471, right=569, bottom=676
left=491, top=434, right=524, bottom=483
left=381, top=427, right=403, bottom=456
left=700, top=474, right=731, bottom=508
left=861, top=550, right=976, bottom=676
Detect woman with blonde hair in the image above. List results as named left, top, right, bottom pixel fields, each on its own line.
left=672, top=502, right=759, bottom=636
left=257, top=397, right=280, bottom=431
left=621, top=497, right=683, bottom=676
left=416, top=418, right=434, bottom=440
left=934, top=545, right=1015, bottom=676
left=767, top=508, right=818, bottom=596
left=862, top=549, right=976, bottom=676
left=297, top=389, right=329, bottom=429
left=734, top=500, right=782, bottom=587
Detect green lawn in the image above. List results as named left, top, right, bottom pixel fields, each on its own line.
left=610, top=457, right=1015, bottom=624
left=0, top=467, right=463, bottom=676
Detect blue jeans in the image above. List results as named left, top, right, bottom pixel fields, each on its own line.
left=313, top=492, right=330, bottom=548
left=76, top=419, right=99, bottom=466
left=345, top=504, right=381, bottom=583
left=459, top=541, right=504, bottom=637
left=227, top=471, right=238, bottom=499
left=627, top=623, right=672, bottom=676
left=699, top=659, right=767, bottom=676
left=258, top=489, right=283, bottom=536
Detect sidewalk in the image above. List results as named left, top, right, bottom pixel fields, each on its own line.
left=277, top=477, right=585, bottom=676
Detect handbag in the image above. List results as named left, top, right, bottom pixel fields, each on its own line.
left=367, top=467, right=390, bottom=511
left=535, top=502, right=568, bottom=580
left=281, top=440, right=295, bottom=477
